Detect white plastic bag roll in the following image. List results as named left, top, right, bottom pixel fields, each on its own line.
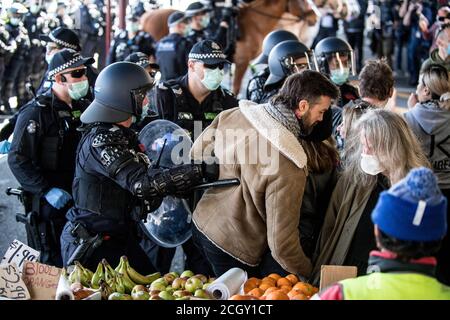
left=55, top=274, right=74, bottom=300
left=206, top=268, right=247, bottom=300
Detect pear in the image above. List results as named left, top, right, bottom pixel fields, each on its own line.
left=158, top=291, right=175, bottom=300
left=163, top=273, right=176, bottom=284
left=194, top=289, right=211, bottom=299
left=131, top=285, right=147, bottom=295
left=194, top=274, right=208, bottom=284
left=172, top=277, right=187, bottom=290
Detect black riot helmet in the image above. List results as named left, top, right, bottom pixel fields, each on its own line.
left=265, top=40, right=317, bottom=88
left=253, top=29, right=298, bottom=65
left=80, top=62, right=154, bottom=124
left=314, top=37, right=356, bottom=77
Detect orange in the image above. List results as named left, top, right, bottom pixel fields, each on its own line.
left=279, top=285, right=292, bottom=294
left=265, top=291, right=290, bottom=300
left=276, top=277, right=292, bottom=288
left=248, top=287, right=265, bottom=298
left=259, top=282, right=273, bottom=291
left=291, top=293, right=309, bottom=300
left=244, top=278, right=261, bottom=293
left=261, top=277, right=277, bottom=286
left=262, top=287, right=279, bottom=296
left=285, top=274, right=299, bottom=285
left=229, top=294, right=259, bottom=300
left=293, top=282, right=315, bottom=296
left=288, top=289, right=301, bottom=299
left=267, top=273, right=282, bottom=281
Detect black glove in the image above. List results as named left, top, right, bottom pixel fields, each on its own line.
left=201, top=161, right=219, bottom=182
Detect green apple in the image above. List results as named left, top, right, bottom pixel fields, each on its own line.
left=122, top=294, right=133, bottom=300
left=165, top=285, right=175, bottom=294
left=194, top=289, right=211, bottom=299
left=203, top=283, right=212, bottom=290
left=173, top=290, right=192, bottom=298
left=180, top=270, right=194, bottom=278
left=176, top=296, right=190, bottom=300
left=132, top=291, right=150, bottom=300
left=159, top=291, right=175, bottom=300
left=149, top=290, right=161, bottom=296
left=169, top=271, right=180, bottom=278
left=208, top=277, right=216, bottom=283
left=108, top=292, right=126, bottom=300
left=164, top=273, right=176, bottom=284
left=149, top=295, right=162, bottom=300
left=131, top=285, right=147, bottom=295
left=152, top=278, right=169, bottom=286
left=194, top=274, right=208, bottom=284
left=172, top=277, right=187, bottom=290
left=185, top=277, right=203, bottom=293
left=150, top=281, right=166, bottom=291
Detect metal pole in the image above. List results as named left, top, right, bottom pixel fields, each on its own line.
left=119, top=0, right=128, bottom=30
left=105, top=0, right=111, bottom=61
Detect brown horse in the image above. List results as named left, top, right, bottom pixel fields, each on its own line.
left=141, top=0, right=320, bottom=94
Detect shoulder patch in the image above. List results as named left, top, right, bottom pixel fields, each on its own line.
left=92, top=131, right=129, bottom=148
left=26, top=120, right=39, bottom=134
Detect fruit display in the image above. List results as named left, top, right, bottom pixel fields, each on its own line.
left=232, top=273, right=319, bottom=300
left=65, top=257, right=215, bottom=300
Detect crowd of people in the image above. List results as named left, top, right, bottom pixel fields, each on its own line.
left=0, top=0, right=449, bottom=300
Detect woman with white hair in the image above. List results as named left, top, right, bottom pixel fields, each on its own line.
left=404, top=63, right=450, bottom=285
left=310, top=109, right=430, bottom=284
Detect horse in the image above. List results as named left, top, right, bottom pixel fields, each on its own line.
left=141, top=0, right=321, bottom=94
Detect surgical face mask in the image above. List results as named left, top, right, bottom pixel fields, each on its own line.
left=9, top=17, right=21, bottom=26
left=200, top=15, right=210, bottom=28
left=201, top=67, right=224, bottom=91
left=30, top=5, right=40, bottom=14
left=330, top=67, right=350, bottom=86
left=68, top=80, right=89, bottom=100
left=184, top=24, right=192, bottom=36
left=447, top=43, right=450, bottom=55
left=128, top=22, right=140, bottom=33
left=360, top=153, right=383, bottom=176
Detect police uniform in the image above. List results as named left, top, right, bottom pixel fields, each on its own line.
left=246, top=67, right=271, bottom=104
left=0, top=22, right=17, bottom=112
left=60, top=62, right=209, bottom=273
left=155, top=32, right=191, bottom=81
left=157, top=75, right=238, bottom=139
left=107, top=30, right=156, bottom=65
left=23, top=9, right=46, bottom=90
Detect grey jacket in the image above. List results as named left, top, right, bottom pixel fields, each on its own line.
left=404, top=101, right=450, bottom=189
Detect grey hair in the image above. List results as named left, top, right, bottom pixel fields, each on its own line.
left=342, top=109, right=430, bottom=186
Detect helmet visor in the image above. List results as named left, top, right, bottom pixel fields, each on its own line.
left=130, top=83, right=154, bottom=117
left=325, top=51, right=356, bottom=76
left=281, top=51, right=317, bottom=75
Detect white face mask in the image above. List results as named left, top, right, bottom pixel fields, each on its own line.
left=360, top=153, right=383, bottom=175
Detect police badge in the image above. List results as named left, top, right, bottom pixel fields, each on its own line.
left=27, top=120, right=38, bottom=134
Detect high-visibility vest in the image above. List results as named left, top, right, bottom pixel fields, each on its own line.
left=340, top=272, right=450, bottom=300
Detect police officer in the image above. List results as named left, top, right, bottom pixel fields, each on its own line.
left=156, top=11, right=192, bottom=82
left=60, top=62, right=212, bottom=273
left=185, top=1, right=228, bottom=49
left=1, top=3, right=31, bottom=114
left=8, top=49, right=94, bottom=266
left=107, top=14, right=156, bottom=65
left=156, top=40, right=238, bottom=140
left=0, top=27, right=98, bottom=154
left=124, top=52, right=161, bottom=130
left=0, top=20, right=17, bottom=115
left=314, top=37, right=359, bottom=149
left=246, top=29, right=298, bottom=103
left=23, top=0, right=46, bottom=92
left=262, top=40, right=316, bottom=103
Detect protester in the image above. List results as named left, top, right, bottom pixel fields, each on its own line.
left=316, top=167, right=450, bottom=300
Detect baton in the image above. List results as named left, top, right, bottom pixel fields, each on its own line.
left=193, top=178, right=240, bottom=190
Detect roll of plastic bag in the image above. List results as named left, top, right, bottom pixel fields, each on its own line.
left=55, top=273, right=74, bottom=300
left=206, top=268, right=247, bottom=300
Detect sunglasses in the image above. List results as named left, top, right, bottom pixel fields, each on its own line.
left=203, top=63, right=225, bottom=70
left=60, top=67, right=87, bottom=79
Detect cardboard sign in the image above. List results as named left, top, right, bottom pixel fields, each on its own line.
left=22, top=261, right=61, bottom=300
left=319, top=265, right=357, bottom=291
left=0, top=263, right=31, bottom=300
left=1, top=239, right=40, bottom=273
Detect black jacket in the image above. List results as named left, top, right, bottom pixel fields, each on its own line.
left=156, top=33, right=192, bottom=81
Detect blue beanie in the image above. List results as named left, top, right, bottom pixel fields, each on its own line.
left=372, top=167, right=448, bottom=242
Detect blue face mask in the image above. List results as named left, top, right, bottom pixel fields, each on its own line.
left=201, top=15, right=210, bottom=28
left=68, top=80, right=89, bottom=100
left=201, top=67, right=224, bottom=91
left=9, top=17, right=20, bottom=26
left=184, top=25, right=192, bottom=36
left=330, top=67, right=350, bottom=86
left=447, top=44, right=450, bottom=55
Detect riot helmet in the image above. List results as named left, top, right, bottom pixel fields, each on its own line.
left=265, top=40, right=316, bottom=87
left=314, top=37, right=356, bottom=85
left=254, top=29, right=298, bottom=65
left=80, top=62, right=154, bottom=124
left=8, top=3, right=28, bottom=25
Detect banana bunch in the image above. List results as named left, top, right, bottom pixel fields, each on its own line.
left=116, top=256, right=161, bottom=286
left=69, top=261, right=93, bottom=287
left=99, top=280, right=114, bottom=300
left=91, top=262, right=105, bottom=289
left=113, top=257, right=137, bottom=293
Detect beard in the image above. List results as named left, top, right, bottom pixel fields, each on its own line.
left=298, top=110, right=315, bottom=136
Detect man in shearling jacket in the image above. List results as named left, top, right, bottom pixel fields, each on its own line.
left=190, top=71, right=339, bottom=278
